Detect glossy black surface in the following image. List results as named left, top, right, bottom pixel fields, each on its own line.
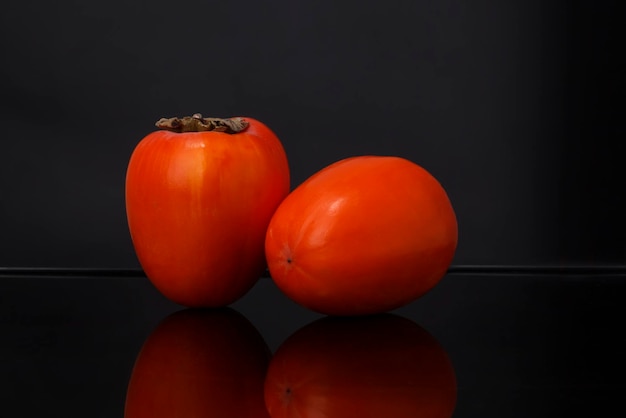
left=2, top=272, right=625, bottom=417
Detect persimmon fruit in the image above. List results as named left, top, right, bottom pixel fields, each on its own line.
left=265, top=155, right=457, bottom=315
left=125, top=114, right=290, bottom=307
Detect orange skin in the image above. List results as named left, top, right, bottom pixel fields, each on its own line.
left=125, top=308, right=271, bottom=418
left=265, top=156, right=458, bottom=316
left=126, top=117, right=290, bottom=307
left=264, top=314, right=457, bottom=418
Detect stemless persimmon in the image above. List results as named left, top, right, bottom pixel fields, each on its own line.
left=126, top=114, right=290, bottom=307
left=125, top=308, right=271, bottom=418
left=265, top=155, right=457, bottom=316
left=264, top=314, right=457, bottom=418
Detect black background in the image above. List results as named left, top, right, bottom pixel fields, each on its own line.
left=2, top=4, right=626, bottom=416
left=1, top=0, right=624, bottom=269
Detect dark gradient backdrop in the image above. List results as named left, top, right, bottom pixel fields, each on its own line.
left=1, top=1, right=623, bottom=268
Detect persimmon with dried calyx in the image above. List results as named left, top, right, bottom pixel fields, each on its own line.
left=265, top=155, right=457, bottom=316
left=125, top=114, right=290, bottom=307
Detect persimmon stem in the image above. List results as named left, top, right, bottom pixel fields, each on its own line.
left=155, top=113, right=249, bottom=133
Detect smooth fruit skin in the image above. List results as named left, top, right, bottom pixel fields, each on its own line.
left=264, top=314, right=457, bottom=418
left=126, top=118, right=290, bottom=307
left=265, top=155, right=457, bottom=316
left=125, top=308, right=271, bottom=418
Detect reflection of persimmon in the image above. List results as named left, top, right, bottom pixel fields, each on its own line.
left=125, top=308, right=271, bottom=418
left=264, top=314, right=457, bottom=418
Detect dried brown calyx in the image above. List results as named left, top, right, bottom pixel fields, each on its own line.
left=155, top=113, right=249, bottom=133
